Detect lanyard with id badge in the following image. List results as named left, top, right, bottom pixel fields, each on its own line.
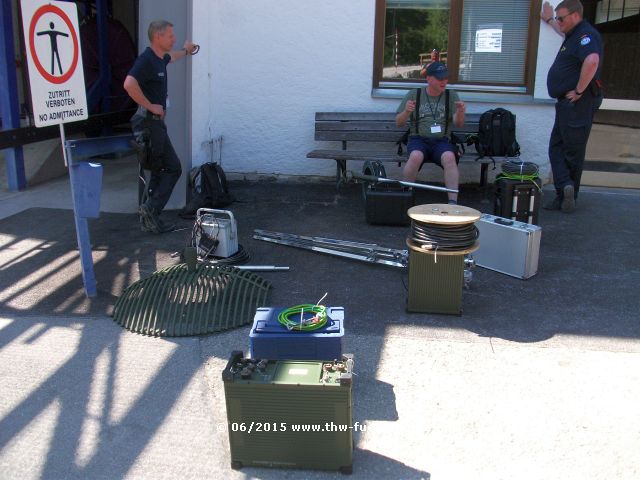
left=425, top=93, right=443, bottom=134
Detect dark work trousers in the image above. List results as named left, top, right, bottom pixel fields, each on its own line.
left=548, top=94, right=601, bottom=199
left=131, top=113, right=182, bottom=213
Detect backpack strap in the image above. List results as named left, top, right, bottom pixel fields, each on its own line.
left=444, top=89, right=450, bottom=136
left=413, top=88, right=421, bottom=135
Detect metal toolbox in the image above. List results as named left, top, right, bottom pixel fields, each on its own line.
left=222, top=351, right=354, bottom=473
left=249, top=307, right=344, bottom=360
left=474, top=214, right=541, bottom=279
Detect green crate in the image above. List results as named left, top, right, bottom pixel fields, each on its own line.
left=407, top=248, right=465, bottom=314
left=222, top=351, right=354, bottom=473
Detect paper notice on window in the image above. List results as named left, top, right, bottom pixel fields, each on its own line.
left=475, top=28, right=502, bottom=53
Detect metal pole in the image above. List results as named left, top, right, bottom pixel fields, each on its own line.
left=235, top=266, right=290, bottom=271
left=66, top=142, right=97, bottom=297
left=60, top=124, right=68, bottom=167
left=0, top=0, right=27, bottom=190
left=352, top=172, right=459, bottom=194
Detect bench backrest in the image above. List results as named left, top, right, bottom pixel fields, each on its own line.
left=314, top=112, right=481, bottom=144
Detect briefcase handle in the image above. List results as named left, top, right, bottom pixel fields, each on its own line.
left=494, top=218, right=514, bottom=226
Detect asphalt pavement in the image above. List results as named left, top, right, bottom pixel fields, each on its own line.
left=0, top=155, right=639, bottom=480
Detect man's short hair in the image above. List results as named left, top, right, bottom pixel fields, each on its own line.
left=556, top=0, right=583, bottom=16
left=148, top=20, right=173, bottom=42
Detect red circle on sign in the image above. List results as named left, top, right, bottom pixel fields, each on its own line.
left=29, top=4, right=79, bottom=84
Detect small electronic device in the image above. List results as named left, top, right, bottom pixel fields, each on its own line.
left=195, top=208, right=238, bottom=258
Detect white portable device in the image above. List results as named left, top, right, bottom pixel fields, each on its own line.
left=195, top=208, right=238, bottom=258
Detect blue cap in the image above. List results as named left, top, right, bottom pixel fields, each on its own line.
left=426, top=61, right=448, bottom=80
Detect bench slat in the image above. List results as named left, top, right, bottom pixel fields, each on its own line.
left=307, top=149, right=406, bottom=162
left=315, top=112, right=398, bottom=121
left=314, top=129, right=478, bottom=142
left=307, top=148, right=489, bottom=164
left=315, top=111, right=481, bottom=124
left=315, top=121, right=407, bottom=133
left=315, top=131, right=407, bottom=142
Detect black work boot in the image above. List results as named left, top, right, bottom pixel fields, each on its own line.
left=139, top=204, right=174, bottom=233
left=561, top=184, right=575, bottom=213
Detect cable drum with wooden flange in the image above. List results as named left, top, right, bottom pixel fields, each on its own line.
left=405, top=204, right=481, bottom=315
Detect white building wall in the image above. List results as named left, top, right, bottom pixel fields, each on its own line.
left=535, top=19, right=564, bottom=101
left=191, top=0, right=561, bottom=183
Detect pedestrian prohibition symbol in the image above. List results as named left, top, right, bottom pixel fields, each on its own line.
left=21, top=0, right=88, bottom=127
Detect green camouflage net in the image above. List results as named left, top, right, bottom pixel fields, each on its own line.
left=112, top=264, right=271, bottom=337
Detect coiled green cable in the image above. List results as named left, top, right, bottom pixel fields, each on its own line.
left=497, top=160, right=541, bottom=189
left=278, top=304, right=328, bottom=331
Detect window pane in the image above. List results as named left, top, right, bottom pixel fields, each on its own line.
left=458, top=0, right=530, bottom=84
left=624, top=0, right=640, bottom=17
left=595, top=0, right=609, bottom=23
left=383, top=1, right=450, bottom=81
left=608, top=0, right=624, bottom=21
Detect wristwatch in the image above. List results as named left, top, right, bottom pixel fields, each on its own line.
left=575, top=88, right=583, bottom=95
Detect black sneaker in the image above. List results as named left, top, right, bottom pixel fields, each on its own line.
left=561, top=185, right=575, bottom=213
left=543, top=196, right=561, bottom=210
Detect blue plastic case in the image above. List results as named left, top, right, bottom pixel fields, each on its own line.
left=249, top=307, right=344, bottom=360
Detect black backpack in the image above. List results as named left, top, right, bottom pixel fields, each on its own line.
left=475, top=108, right=520, bottom=158
left=178, top=162, right=234, bottom=218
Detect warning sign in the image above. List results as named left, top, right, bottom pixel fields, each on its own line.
left=21, top=0, right=88, bottom=127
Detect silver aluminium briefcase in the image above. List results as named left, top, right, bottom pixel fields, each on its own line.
left=474, top=214, right=541, bottom=279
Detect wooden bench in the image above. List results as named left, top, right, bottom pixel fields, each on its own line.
left=307, top=111, right=497, bottom=188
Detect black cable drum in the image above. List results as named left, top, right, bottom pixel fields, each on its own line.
left=409, top=220, right=479, bottom=251
left=406, top=204, right=482, bottom=252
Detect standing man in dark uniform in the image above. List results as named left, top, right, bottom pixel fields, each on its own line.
left=541, top=0, right=603, bottom=213
left=124, top=20, right=197, bottom=233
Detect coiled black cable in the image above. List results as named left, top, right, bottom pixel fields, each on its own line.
left=409, top=220, right=479, bottom=251
left=200, top=244, right=250, bottom=265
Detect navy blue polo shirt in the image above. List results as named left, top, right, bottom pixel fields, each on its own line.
left=547, top=20, right=602, bottom=99
left=128, top=47, right=171, bottom=108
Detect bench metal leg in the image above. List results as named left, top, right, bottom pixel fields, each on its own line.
left=336, top=159, right=347, bottom=190
left=480, top=163, right=488, bottom=187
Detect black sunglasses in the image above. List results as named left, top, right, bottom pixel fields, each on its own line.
left=555, top=11, right=574, bottom=22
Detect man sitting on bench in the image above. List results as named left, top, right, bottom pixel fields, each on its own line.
left=395, top=62, right=466, bottom=205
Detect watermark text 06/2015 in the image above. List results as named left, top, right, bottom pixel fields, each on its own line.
left=216, top=422, right=367, bottom=434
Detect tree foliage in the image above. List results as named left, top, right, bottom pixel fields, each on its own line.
left=384, top=8, right=450, bottom=66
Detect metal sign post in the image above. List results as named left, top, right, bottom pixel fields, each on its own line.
left=21, top=0, right=97, bottom=296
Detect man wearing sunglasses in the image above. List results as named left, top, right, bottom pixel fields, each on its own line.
left=541, top=0, right=602, bottom=213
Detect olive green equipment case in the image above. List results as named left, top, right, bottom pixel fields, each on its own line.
left=222, top=351, right=354, bottom=473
